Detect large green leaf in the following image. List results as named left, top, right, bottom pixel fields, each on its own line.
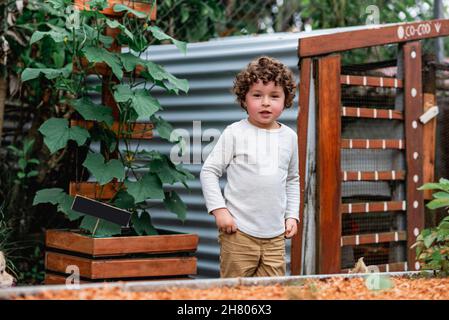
left=105, top=19, right=134, bottom=40
left=113, top=85, right=160, bottom=119
left=82, top=152, right=125, bottom=185
left=125, top=174, right=164, bottom=203
left=145, top=61, right=189, bottom=93
left=131, top=211, right=158, bottom=236
left=71, top=98, right=114, bottom=126
left=113, top=190, right=135, bottom=210
left=79, top=216, right=122, bottom=238
left=21, top=64, right=72, bottom=82
left=119, top=52, right=145, bottom=72
left=33, top=188, right=83, bottom=221
left=147, top=26, right=187, bottom=55
left=151, top=115, right=186, bottom=155
left=113, top=84, right=133, bottom=102
left=131, top=89, right=160, bottom=119
left=427, top=198, right=449, bottom=210
left=163, top=191, right=186, bottom=221
left=39, top=118, right=90, bottom=154
left=149, top=155, right=193, bottom=186
left=82, top=46, right=123, bottom=80
left=30, top=30, right=67, bottom=44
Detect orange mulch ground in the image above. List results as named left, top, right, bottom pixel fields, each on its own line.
left=13, top=276, right=449, bottom=300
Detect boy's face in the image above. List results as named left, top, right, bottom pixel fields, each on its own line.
left=244, top=80, right=285, bottom=129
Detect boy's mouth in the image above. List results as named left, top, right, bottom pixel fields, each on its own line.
left=259, top=111, right=272, bottom=115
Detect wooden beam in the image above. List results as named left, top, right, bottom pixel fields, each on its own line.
left=45, top=251, right=196, bottom=279
left=403, top=42, right=425, bottom=271
left=341, top=139, right=405, bottom=149
left=69, top=182, right=122, bottom=200
left=341, top=75, right=403, bottom=88
left=299, top=19, right=449, bottom=57
left=342, top=170, right=406, bottom=181
left=291, top=58, right=312, bottom=276
left=46, top=229, right=199, bottom=257
left=71, top=120, right=154, bottom=140
left=341, top=201, right=406, bottom=214
left=316, top=55, right=341, bottom=274
left=342, top=107, right=403, bottom=120
left=341, top=231, right=407, bottom=246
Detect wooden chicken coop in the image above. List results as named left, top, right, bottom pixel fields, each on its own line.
left=291, top=19, right=449, bottom=275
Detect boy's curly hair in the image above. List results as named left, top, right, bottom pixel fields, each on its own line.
left=232, top=56, right=296, bottom=110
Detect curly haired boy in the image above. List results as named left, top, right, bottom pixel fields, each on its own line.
left=200, top=56, right=300, bottom=278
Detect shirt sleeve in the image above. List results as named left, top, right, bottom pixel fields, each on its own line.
left=200, top=126, right=235, bottom=214
left=285, top=133, right=300, bottom=221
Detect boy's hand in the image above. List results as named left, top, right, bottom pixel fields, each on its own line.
left=285, top=218, right=298, bottom=239
left=212, top=208, right=237, bottom=234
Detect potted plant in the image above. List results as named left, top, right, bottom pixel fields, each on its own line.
left=22, top=0, right=198, bottom=283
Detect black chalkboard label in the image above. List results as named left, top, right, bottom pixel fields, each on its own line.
left=71, top=195, right=131, bottom=226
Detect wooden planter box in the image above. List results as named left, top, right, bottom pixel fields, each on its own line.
left=44, top=229, right=199, bottom=284
left=74, top=0, right=156, bottom=19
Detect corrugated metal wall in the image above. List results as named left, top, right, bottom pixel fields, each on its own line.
left=141, top=32, right=301, bottom=278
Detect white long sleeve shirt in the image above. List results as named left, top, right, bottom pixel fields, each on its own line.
left=200, top=118, right=300, bottom=238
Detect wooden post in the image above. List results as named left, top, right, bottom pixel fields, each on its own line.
left=403, top=41, right=425, bottom=270
left=291, top=58, right=312, bottom=275
left=315, top=55, right=342, bottom=274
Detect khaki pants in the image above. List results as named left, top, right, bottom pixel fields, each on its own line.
left=218, top=229, right=286, bottom=278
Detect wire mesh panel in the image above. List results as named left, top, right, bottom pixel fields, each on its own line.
left=339, top=67, right=409, bottom=272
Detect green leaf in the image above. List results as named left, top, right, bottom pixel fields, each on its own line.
left=33, top=188, right=83, bottom=221
left=163, top=191, right=186, bottom=221
left=113, top=84, right=133, bottom=102
left=113, top=3, right=148, bottom=18
left=71, top=98, right=114, bottom=126
left=433, top=191, right=449, bottom=199
left=80, top=216, right=122, bottom=238
left=119, top=52, right=144, bottom=72
left=145, top=61, right=189, bottom=93
left=26, top=171, right=39, bottom=178
left=125, top=174, right=164, bottom=203
left=131, top=89, right=160, bottom=119
left=105, top=19, right=134, bottom=40
left=82, top=46, right=123, bottom=80
left=151, top=115, right=186, bottom=155
left=21, top=65, right=72, bottom=82
left=112, top=190, right=135, bottom=210
left=149, top=155, right=193, bottom=186
left=424, top=232, right=437, bottom=248
left=147, top=26, right=187, bottom=55
left=82, top=153, right=125, bottom=185
left=39, top=118, right=90, bottom=154
left=427, top=198, right=449, bottom=210
left=30, top=30, right=67, bottom=44
left=131, top=211, right=158, bottom=236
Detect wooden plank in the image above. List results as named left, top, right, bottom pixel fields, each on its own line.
left=403, top=42, right=425, bottom=271
left=341, top=261, right=409, bottom=273
left=341, top=231, right=407, bottom=246
left=340, top=75, right=403, bottom=88
left=74, top=0, right=157, bottom=19
left=45, top=252, right=197, bottom=279
left=316, top=55, right=341, bottom=274
left=76, top=58, right=146, bottom=77
left=298, top=19, right=449, bottom=57
left=341, top=201, right=406, bottom=214
left=44, top=272, right=192, bottom=285
left=342, top=170, right=406, bottom=181
left=46, top=229, right=199, bottom=257
left=422, top=93, right=436, bottom=200
left=71, top=120, right=154, bottom=140
left=69, top=182, right=122, bottom=200
left=341, top=139, right=405, bottom=149
left=342, top=107, right=403, bottom=120
left=291, top=58, right=312, bottom=276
